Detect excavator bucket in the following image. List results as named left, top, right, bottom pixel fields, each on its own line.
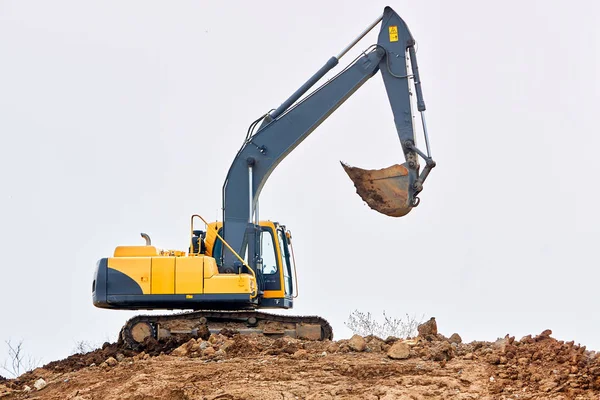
left=342, top=162, right=413, bottom=217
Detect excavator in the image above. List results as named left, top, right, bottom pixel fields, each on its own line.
left=92, top=6, right=435, bottom=348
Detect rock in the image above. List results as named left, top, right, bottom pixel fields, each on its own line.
left=430, top=341, right=454, bottom=361
left=366, top=337, right=387, bottom=353
left=214, top=349, right=226, bottom=359
left=520, top=334, right=534, bottom=344
left=518, top=357, right=530, bottom=365
left=115, top=353, right=125, bottom=362
left=203, top=347, right=216, bottom=357
left=190, top=342, right=201, bottom=353
left=537, top=329, right=553, bottom=340
left=348, top=335, right=367, bottom=352
left=271, top=337, right=302, bottom=354
left=493, top=338, right=508, bottom=353
left=417, top=317, right=438, bottom=339
left=172, top=339, right=197, bottom=357
left=23, top=385, right=32, bottom=392
left=448, top=333, right=462, bottom=344
left=570, top=366, right=579, bottom=374
left=105, top=357, right=118, bottom=367
left=99, top=362, right=108, bottom=369
left=293, top=349, right=308, bottom=359
left=197, top=324, right=211, bottom=340
left=539, top=379, right=558, bottom=392
left=33, top=379, right=47, bottom=391
left=384, top=336, right=399, bottom=345
left=486, top=354, right=501, bottom=364
left=89, top=363, right=96, bottom=367
left=387, top=341, right=411, bottom=360
left=220, top=340, right=235, bottom=352
left=464, top=352, right=474, bottom=360
left=326, top=342, right=339, bottom=354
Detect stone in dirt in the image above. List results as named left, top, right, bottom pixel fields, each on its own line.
left=430, top=341, right=453, bottom=362
left=417, top=317, right=437, bottom=339
left=387, top=341, right=410, bottom=360
left=448, top=333, right=462, bottom=344
left=203, top=347, right=216, bottom=358
left=33, top=379, right=47, bottom=391
left=171, top=339, right=197, bottom=357
left=537, top=329, right=552, bottom=340
left=292, top=349, right=308, bottom=359
left=105, top=357, right=118, bottom=367
left=348, top=335, right=367, bottom=352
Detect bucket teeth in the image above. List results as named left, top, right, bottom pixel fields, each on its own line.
left=342, top=162, right=413, bottom=217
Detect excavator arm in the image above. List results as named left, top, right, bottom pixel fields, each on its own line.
left=221, top=6, right=435, bottom=271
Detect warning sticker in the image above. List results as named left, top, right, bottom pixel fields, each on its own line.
left=389, top=26, right=399, bottom=42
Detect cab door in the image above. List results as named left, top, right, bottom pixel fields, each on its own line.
left=276, top=227, right=294, bottom=297
left=261, top=225, right=282, bottom=294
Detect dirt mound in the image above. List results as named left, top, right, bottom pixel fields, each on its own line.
left=2, top=327, right=600, bottom=399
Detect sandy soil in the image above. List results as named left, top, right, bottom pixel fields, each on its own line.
left=2, top=327, right=599, bottom=399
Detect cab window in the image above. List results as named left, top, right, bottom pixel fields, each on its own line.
left=261, top=229, right=278, bottom=275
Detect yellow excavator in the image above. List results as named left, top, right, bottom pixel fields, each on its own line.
left=92, top=6, right=435, bottom=348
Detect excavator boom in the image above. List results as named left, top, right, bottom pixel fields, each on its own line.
left=222, top=6, right=435, bottom=269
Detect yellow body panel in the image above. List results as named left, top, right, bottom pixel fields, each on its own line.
left=108, top=257, right=152, bottom=294
left=203, top=256, right=218, bottom=279
left=204, top=222, right=223, bottom=257
left=108, top=222, right=266, bottom=300
left=114, top=246, right=158, bottom=257
left=204, top=274, right=254, bottom=294
left=175, top=257, right=203, bottom=294
left=151, top=257, right=175, bottom=294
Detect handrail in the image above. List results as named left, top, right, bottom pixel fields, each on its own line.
left=190, top=214, right=257, bottom=298
left=287, top=231, right=299, bottom=299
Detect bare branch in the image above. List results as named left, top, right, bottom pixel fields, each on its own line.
left=71, top=340, right=100, bottom=355
left=345, top=310, right=424, bottom=339
left=1, top=340, right=40, bottom=378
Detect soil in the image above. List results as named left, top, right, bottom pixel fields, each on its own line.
left=1, top=327, right=600, bottom=399
left=341, top=162, right=412, bottom=217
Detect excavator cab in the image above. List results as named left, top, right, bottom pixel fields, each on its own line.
left=205, top=220, right=296, bottom=307
left=258, top=222, right=295, bottom=302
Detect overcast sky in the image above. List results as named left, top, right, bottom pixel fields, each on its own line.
left=1, top=0, right=599, bottom=368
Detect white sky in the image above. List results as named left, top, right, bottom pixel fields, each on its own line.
left=1, top=0, right=599, bottom=367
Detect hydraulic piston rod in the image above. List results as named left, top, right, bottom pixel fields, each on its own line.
left=269, top=14, right=384, bottom=120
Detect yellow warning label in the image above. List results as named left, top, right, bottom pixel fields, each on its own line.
left=389, top=26, right=399, bottom=42
left=186, top=294, right=193, bottom=299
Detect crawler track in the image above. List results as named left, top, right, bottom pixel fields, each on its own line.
left=119, top=310, right=333, bottom=350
